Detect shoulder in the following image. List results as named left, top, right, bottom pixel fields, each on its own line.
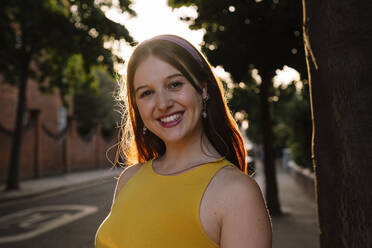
left=214, top=165, right=262, bottom=201
left=211, top=164, right=266, bottom=216
left=213, top=164, right=272, bottom=247
left=114, top=162, right=145, bottom=200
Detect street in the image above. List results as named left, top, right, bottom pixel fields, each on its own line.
left=0, top=164, right=319, bottom=248
left=0, top=179, right=116, bottom=248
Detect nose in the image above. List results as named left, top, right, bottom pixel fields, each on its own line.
left=155, top=90, right=173, bottom=111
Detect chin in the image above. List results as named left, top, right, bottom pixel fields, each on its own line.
left=159, top=134, right=187, bottom=144
left=151, top=121, right=202, bottom=145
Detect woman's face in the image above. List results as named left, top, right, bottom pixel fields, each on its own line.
left=133, top=55, right=206, bottom=146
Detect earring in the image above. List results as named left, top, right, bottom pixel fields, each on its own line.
left=202, top=94, right=209, bottom=119
left=143, top=126, right=147, bottom=135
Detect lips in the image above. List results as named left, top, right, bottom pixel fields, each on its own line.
left=158, top=112, right=184, bottom=128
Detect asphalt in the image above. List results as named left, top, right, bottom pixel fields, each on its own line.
left=0, top=168, right=121, bottom=204
left=0, top=162, right=320, bottom=248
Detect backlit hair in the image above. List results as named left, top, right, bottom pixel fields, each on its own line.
left=117, top=35, right=247, bottom=173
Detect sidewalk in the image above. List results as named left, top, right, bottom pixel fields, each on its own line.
left=0, top=168, right=121, bottom=204
left=255, top=161, right=320, bottom=248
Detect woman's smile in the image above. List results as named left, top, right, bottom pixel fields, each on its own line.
left=158, top=111, right=184, bottom=128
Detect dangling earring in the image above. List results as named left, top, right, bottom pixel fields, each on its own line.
left=202, top=94, right=209, bottom=119
left=143, top=126, right=147, bottom=135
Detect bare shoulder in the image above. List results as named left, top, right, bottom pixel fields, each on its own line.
left=213, top=165, right=272, bottom=247
left=211, top=165, right=266, bottom=214
left=114, top=162, right=145, bottom=200
left=214, top=165, right=261, bottom=195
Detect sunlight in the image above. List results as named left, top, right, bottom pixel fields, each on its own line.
left=213, top=66, right=233, bottom=86
left=242, top=120, right=249, bottom=130
left=103, top=0, right=301, bottom=94
left=273, top=66, right=301, bottom=89
left=252, top=69, right=262, bottom=85
left=104, top=0, right=204, bottom=74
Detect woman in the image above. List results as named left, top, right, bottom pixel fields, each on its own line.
left=96, top=35, right=272, bottom=248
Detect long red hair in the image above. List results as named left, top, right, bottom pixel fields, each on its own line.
left=117, top=35, right=247, bottom=173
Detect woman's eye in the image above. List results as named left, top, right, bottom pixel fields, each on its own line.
left=169, top=81, right=183, bottom=89
left=140, top=90, right=153, bottom=98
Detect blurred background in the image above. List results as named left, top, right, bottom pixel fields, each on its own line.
left=0, top=0, right=319, bottom=247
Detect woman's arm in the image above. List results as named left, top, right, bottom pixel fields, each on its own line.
left=219, top=170, right=272, bottom=248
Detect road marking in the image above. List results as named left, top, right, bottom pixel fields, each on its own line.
left=0, top=205, right=97, bottom=243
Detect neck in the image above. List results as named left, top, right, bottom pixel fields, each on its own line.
left=156, top=132, right=221, bottom=172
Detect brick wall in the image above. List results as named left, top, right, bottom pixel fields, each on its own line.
left=0, top=116, right=117, bottom=183
left=0, top=77, right=117, bottom=183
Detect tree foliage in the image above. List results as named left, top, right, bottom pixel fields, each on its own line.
left=62, top=54, right=119, bottom=135
left=168, top=0, right=305, bottom=78
left=0, top=0, right=134, bottom=92
left=273, top=82, right=312, bottom=169
left=229, top=79, right=313, bottom=170
left=0, top=0, right=135, bottom=189
left=227, top=76, right=261, bottom=143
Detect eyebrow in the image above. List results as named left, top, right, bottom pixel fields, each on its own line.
left=134, top=73, right=184, bottom=94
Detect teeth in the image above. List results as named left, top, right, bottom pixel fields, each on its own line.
left=160, top=113, right=181, bottom=123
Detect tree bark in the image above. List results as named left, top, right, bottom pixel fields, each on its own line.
left=6, top=51, right=31, bottom=190
left=260, top=69, right=282, bottom=216
left=304, top=0, right=372, bottom=246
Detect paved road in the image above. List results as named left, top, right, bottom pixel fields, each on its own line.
left=0, top=179, right=116, bottom=248
left=0, top=164, right=319, bottom=248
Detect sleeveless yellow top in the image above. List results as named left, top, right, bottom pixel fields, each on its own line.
left=95, top=158, right=234, bottom=248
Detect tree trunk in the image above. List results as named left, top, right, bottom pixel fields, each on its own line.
left=6, top=52, right=31, bottom=190
left=260, top=69, right=282, bottom=216
left=304, top=0, right=372, bottom=246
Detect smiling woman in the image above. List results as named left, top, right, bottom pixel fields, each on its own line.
left=133, top=56, right=207, bottom=152
left=95, top=35, right=272, bottom=248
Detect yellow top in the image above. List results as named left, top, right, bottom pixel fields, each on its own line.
left=95, top=158, right=234, bottom=248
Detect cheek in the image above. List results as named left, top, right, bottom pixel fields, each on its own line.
left=177, top=91, right=202, bottom=109
left=136, top=101, right=152, bottom=120
left=190, top=95, right=203, bottom=112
